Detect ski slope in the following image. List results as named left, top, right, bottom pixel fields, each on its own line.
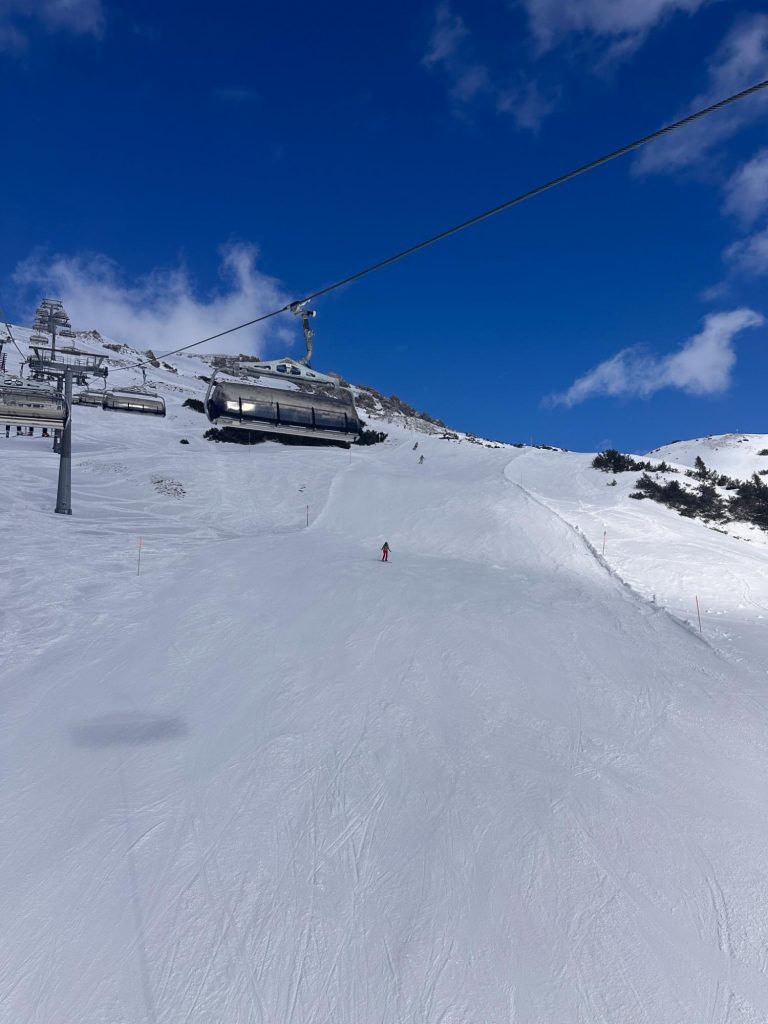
left=515, top=442, right=768, bottom=664
left=3, top=338, right=768, bottom=1022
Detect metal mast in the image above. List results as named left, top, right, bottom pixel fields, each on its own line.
left=54, top=368, right=73, bottom=515
left=33, top=299, right=71, bottom=361
left=27, top=340, right=108, bottom=516
left=288, top=301, right=317, bottom=365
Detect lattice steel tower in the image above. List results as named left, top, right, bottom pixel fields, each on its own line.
left=33, top=299, right=72, bottom=359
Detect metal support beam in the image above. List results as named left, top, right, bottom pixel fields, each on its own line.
left=55, top=368, right=72, bottom=516
left=52, top=377, right=63, bottom=453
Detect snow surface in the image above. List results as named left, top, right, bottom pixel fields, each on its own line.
left=650, top=433, right=768, bottom=481
left=3, top=329, right=768, bottom=1022
left=514, top=447, right=768, bottom=665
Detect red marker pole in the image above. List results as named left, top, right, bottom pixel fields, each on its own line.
left=137, top=537, right=143, bottom=576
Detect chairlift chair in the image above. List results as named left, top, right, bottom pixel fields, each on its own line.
left=204, top=304, right=362, bottom=446
left=103, top=390, right=166, bottom=416
left=73, top=390, right=106, bottom=408
left=0, top=377, right=69, bottom=430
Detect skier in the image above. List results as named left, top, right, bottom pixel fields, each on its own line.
left=413, top=441, right=419, bottom=450
left=381, top=541, right=390, bottom=562
left=419, top=454, right=424, bottom=464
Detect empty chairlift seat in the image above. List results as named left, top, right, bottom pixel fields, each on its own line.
left=73, top=390, right=106, bottom=407
left=0, top=378, right=68, bottom=429
left=103, top=391, right=166, bottom=416
left=205, top=308, right=361, bottom=447
left=206, top=377, right=361, bottom=445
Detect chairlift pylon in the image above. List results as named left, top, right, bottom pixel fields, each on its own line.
left=204, top=306, right=361, bottom=447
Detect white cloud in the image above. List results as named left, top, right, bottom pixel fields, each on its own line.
left=422, top=2, right=554, bottom=130
left=523, top=0, right=709, bottom=54
left=0, top=0, right=104, bottom=50
left=423, top=2, right=468, bottom=67
left=723, top=149, right=768, bottom=224
left=724, top=225, right=768, bottom=277
left=450, top=63, right=491, bottom=103
left=12, top=244, right=295, bottom=357
left=549, top=309, right=764, bottom=407
left=635, top=15, right=768, bottom=176
left=422, top=3, right=492, bottom=111
left=496, top=80, right=558, bottom=132
left=424, top=1, right=708, bottom=130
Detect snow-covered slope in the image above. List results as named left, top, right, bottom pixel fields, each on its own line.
left=514, top=445, right=768, bottom=663
left=649, top=432, right=768, bottom=479
left=3, top=329, right=768, bottom=1022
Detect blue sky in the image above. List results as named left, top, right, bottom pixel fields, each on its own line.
left=2, top=0, right=768, bottom=451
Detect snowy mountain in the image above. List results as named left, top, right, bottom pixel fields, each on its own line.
left=2, top=325, right=768, bottom=1022
left=650, top=432, right=768, bottom=480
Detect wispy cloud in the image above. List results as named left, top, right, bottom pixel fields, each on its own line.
left=724, top=226, right=768, bottom=277
left=632, top=18, right=768, bottom=293
left=422, top=2, right=468, bottom=67
left=723, top=148, right=768, bottom=225
left=450, top=64, right=491, bottom=104
left=423, top=0, right=711, bottom=131
left=548, top=309, right=764, bottom=407
left=496, top=80, right=558, bottom=132
left=12, top=243, right=294, bottom=357
left=635, top=15, right=768, bottom=176
left=0, top=0, right=104, bottom=51
left=522, top=0, right=710, bottom=56
left=422, top=2, right=555, bottom=130
left=422, top=3, right=493, bottom=113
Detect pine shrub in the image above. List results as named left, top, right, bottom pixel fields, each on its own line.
left=730, top=474, right=768, bottom=529
left=593, top=449, right=643, bottom=473
left=354, top=428, right=388, bottom=446
left=630, top=474, right=726, bottom=520
left=592, top=449, right=676, bottom=474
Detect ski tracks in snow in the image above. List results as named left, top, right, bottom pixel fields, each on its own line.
left=6, top=433, right=768, bottom=1020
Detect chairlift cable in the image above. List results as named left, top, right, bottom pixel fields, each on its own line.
left=294, top=78, right=768, bottom=305
left=0, top=293, right=28, bottom=366
left=106, top=77, right=768, bottom=374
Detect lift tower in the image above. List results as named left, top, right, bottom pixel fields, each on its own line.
left=27, top=344, right=108, bottom=515
left=33, top=299, right=72, bottom=361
